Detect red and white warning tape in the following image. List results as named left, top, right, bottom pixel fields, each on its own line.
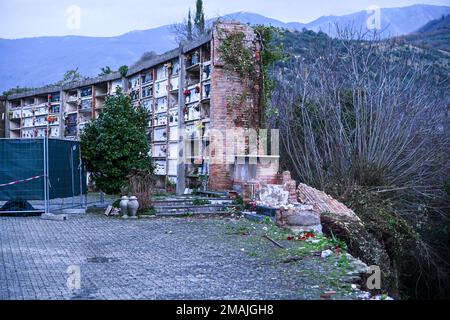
left=0, top=175, right=46, bottom=188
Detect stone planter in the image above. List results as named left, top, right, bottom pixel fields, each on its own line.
left=120, top=196, right=129, bottom=219
left=127, top=196, right=139, bottom=219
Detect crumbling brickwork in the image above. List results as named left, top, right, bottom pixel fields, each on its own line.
left=209, top=21, right=263, bottom=191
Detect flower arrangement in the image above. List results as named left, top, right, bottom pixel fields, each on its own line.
left=248, top=201, right=257, bottom=211
left=47, top=115, right=57, bottom=123
left=287, top=232, right=316, bottom=241
left=165, top=62, right=173, bottom=73
left=183, top=89, right=191, bottom=96
left=195, top=121, right=204, bottom=130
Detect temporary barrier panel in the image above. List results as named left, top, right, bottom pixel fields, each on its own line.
left=0, top=138, right=87, bottom=212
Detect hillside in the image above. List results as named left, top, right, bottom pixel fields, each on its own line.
left=271, top=28, right=450, bottom=100
left=402, top=14, right=450, bottom=52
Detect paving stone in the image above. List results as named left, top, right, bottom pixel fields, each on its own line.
left=0, top=214, right=361, bottom=300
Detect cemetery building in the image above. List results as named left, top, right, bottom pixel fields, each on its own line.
left=4, top=21, right=279, bottom=194
left=0, top=96, right=5, bottom=138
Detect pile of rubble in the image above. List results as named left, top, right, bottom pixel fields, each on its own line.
left=251, top=171, right=361, bottom=235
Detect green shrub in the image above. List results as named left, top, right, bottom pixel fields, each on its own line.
left=81, top=89, right=152, bottom=195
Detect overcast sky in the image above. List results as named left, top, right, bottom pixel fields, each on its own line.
left=1, top=0, right=449, bottom=39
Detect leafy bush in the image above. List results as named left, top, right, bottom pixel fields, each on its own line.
left=81, top=89, right=153, bottom=195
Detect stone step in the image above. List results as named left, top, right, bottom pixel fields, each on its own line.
left=153, top=198, right=234, bottom=208
left=156, top=211, right=228, bottom=217
left=154, top=204, right=236, bottom=214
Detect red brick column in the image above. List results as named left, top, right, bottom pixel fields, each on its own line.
left=208, top=21, right=262, bottom=191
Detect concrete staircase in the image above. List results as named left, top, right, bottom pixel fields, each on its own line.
left=153, top=196, right=237, bottom=217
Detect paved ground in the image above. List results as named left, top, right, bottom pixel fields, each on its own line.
left=0, top=213, right=363, bottom=300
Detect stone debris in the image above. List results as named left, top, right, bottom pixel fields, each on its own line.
left=370, top=295, right=394, bottom=300
left=345, top=254, right=369, bottom=274
left=320, top=290, right=337, bottom=299
left=321, top=249, right=333, bottom=258
left=358, top=291, right=372, bottom=299
left=255, top=178, right=324, bottom=235
left=281, top=171, right=297, bottom=203
left=257, top=184, right=290, bottom=208
left=358, top=292, right=394, bottom=300
left=104, top=206, right=120, bottom=216
left=276, top=205, right=323, bottom=234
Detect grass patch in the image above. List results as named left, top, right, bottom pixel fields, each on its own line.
left=192, top=199, right=211, bottom=206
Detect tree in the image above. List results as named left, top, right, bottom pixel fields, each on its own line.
left=194, top=0, right=206, bottom=37
left=80, top=89, right=152, bottom=195
left=60, top=68, right=83, bottom=84
left=3, top=86, right=36, bottom=97
left=187, top=9, right=193, bottom=41
left=99, top=66, right=113, bottom=76
left=131, top=51, right=158, bottom=68
left=270, top=27, right=450, bottom=298
left=118, top=65, right=129, bottom=77
left=171, top=0, right=208, bottom=43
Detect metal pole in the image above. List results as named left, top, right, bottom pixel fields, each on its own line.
left=43, top=138, right=48, bottom=214
left=79, top=143, right=84, bottom=208
left=70, top=146, right=75, bottom=207
left=44, top=95, right=50, bottom=214
left=45, top=135, right=50, bottom=213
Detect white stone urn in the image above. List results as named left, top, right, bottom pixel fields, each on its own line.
left=120, top=196, right=129, bottom=219
left=127, top=196, right=139, bottom=219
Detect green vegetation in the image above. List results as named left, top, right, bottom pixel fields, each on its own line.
left=218, top=25, right=284, bottom=127
left=172, top=0, right=208, bottom=43
left=59, top=68, right=84, bottom=84
left=193, top=0, right=206, bottom=37
left=3, top=86, right=36, bottom=97
left=192, top=199, right=211, bottom=206
left=268, top=27, right=449, bottom=299
left=141, top=207, right=156, bottom=216
left=118, top=65, right=129, bottom=77
left=80, top=88, right=152, bottom=195
left=99, top=66, right=113, bottom=76
left=253, top=25, right=286, bottom=122
left=403, top=14, right=450, bottom=53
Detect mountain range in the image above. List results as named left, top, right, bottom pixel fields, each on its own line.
left=1, top=4, right=450, bottom=93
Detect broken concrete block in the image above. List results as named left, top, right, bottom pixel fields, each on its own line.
left=40, top=213, right=68, bottom=221
left=276, top=205, right=323, bottom=234
left=257, top=184, right=290, bottom=207
left=104, top=205, right=113, bottom=216
left=285, top=209, right=320, bottom=226
left=321, top=249, right=333, bottom=258
left=61, top=208, right=86, bottom=215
